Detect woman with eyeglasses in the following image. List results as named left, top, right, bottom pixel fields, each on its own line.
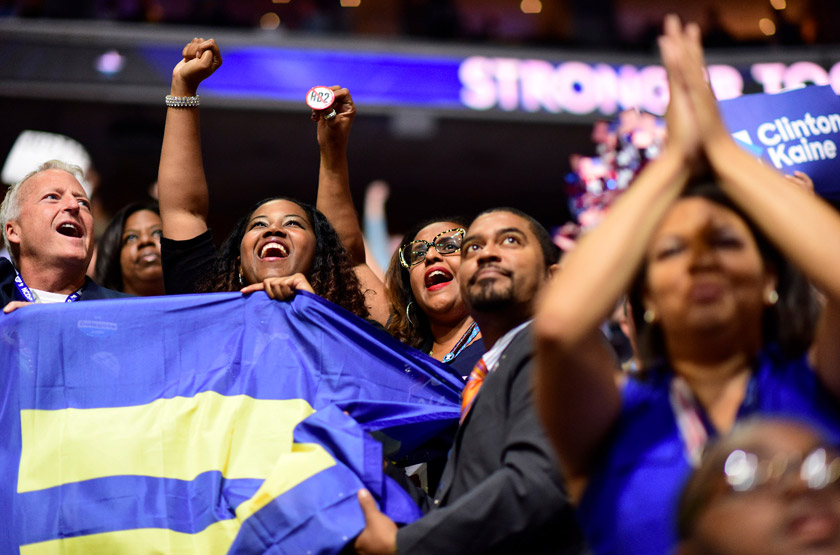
left=384, top=219, right=484, bottom=377
left=313, top=134, right=483, bottom=371
left=677, top=418, right=840, bottom=555
left=533, top=17, right=840, bottom=554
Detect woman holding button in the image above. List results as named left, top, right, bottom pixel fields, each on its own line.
left=302, top=85, right=484, bottom=370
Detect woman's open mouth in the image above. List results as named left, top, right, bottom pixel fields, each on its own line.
left=425, top=267, right=454, bottom=290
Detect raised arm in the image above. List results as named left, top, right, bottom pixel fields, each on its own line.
left=533, top=155, right=689, bottom=485
left=314, top=88, right=364, bottom=262
left=664, top=17, right=840, bottom=398
left=313, top=87, right=389, bottom=324
left=533, top=16, right=698, bottom=485
left=158, top=38, right=222, bottom=241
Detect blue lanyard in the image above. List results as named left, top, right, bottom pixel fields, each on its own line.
left=14, top=274, right=84, bottom=303
left=442, top=321, right=480, bottom=363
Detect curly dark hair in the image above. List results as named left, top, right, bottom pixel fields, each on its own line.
left=628, top=177, right=819, bottom=370
left=195, top=196, right=369, bottom=319
left=385, top=217, right=470, bottom=349
left=94, top=201, right=161, bottom=293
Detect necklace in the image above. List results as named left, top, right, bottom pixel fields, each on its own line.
left=434, top=321, right=480, bottom=363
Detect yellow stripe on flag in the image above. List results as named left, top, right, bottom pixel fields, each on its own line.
left=19, top=519, right=240, bottom=554
left=235, top=442, right=336, bottom=522
left=19, top=441, right=337, bottom=553
left=19, top=392, right=316, bottom=492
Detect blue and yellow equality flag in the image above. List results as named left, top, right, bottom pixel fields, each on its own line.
left=0, top=291, right=463, bottom=554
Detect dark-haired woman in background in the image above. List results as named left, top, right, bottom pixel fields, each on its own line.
left=534, top=17, right=840, bottom=554
left=94, top=202, right=165, bottom=296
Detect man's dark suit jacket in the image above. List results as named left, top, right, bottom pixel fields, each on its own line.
left=395, top=324, right=587, bottom=554
left=0, top=257, right=129, bottom=307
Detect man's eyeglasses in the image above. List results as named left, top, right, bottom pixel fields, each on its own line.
left=399, top=228, right=465, bottom=268
left=723, top=446, right=840, bottom=493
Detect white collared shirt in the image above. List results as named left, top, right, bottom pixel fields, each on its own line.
left=31, top=289, right=69, bottom=304
left=479, top=319, right=531, bottom=374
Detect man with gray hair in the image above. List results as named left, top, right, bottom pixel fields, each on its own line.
left=1, top=160, right=127, bottom=311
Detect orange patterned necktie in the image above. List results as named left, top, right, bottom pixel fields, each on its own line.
left=460, top=358, right=488, bottom=423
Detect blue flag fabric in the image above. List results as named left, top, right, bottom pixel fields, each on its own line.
left=719, top=84, right=840, bottom=200
left=0, top=291, right=463, bottom=554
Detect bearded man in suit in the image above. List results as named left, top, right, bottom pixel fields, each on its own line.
left=353, top=207, right=587, bottom=554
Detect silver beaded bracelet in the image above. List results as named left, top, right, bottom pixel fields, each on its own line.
left=165, top=95, right=200, bottom=108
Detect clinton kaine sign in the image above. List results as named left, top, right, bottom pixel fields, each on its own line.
left=719, top=85, right=840, bottom=200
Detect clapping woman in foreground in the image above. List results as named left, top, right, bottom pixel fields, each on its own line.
left=534, top=16, right=840, bottom=554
